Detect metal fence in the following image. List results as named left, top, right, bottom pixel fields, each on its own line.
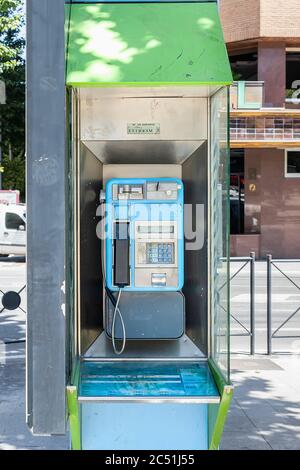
left=0, top=281, right=26, bottom=345
left=229, top=252, right=255, bottom=355
left=267, top=256, right=300, bottom=355
left=1, top=255, right=300, bottom=355
left=0, top=285, right=26, bottom=315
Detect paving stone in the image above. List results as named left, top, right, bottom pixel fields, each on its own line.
left=221, top=431, right=271, bottom=450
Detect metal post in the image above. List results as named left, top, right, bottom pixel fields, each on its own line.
left=0, top=119, right=2, bottom=190
left=250, top=252, right=255, bottom=355
left=267, top=254, right=272, bottom=355
left=26, top=0, right=67, bottom=435
left=0, top=80, right=6, bottom=190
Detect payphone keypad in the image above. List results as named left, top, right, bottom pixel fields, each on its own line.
left=147, top=243, right=174, bottom=265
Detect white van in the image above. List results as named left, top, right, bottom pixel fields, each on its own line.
left=0, top=203, right=26, bottom=256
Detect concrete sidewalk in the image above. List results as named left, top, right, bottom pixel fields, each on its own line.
left=221, top=355, right=300, bottom=450
left=0, top=343, right=69, bottom=450
left=0, top=260, right=68, bottom=450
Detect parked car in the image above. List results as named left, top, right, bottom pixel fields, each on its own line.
left=0, top=203, right=26, bottom=256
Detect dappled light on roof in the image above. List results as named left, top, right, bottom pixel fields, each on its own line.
left=66, top=3, right=232, bottom=86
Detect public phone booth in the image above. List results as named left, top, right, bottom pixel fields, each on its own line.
left=26, top=0, right=233, bottom=450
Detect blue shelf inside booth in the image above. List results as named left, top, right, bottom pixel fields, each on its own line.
left=79, top=362, right=219, bottom=400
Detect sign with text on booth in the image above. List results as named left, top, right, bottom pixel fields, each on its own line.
left=127, top=123, right=161, bottom=135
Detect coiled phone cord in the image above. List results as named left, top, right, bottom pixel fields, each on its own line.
left=111, top=289, right=126, bottom=355
left=100, top=199, right=127, bottom=355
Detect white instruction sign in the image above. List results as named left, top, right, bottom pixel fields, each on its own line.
left=127, top=123, right=161, bottom=135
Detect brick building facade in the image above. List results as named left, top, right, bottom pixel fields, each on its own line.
left=220, top=0, right=300, bottom=259
left=221, top=0, right=300, bottom=43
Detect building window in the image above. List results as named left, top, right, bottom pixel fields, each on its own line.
left=285, top=150, right=300, bottom=177
left=230, top=150, right=245, bottom=235
left=286, top=52, right=300, bottom=104
left=5, top=213, right=25, bottom=231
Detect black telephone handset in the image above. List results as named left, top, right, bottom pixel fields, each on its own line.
left=113, top=222, right=130, bottom=288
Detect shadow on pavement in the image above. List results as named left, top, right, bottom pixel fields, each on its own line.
left=221, top=362, right=300, bottom=450
left=0, top=344, right=69, bottom=450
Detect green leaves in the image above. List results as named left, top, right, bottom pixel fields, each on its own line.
left=2, top=153, right=25, bottom=197
left=0, top=0, right=24, bottom=73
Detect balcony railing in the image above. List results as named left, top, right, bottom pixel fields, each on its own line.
left=230, top=116, right=300, bottom=142
left=230, top=81, right=264, bottom=110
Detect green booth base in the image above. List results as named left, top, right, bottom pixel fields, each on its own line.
left=67, top=359, right=233, bottom=451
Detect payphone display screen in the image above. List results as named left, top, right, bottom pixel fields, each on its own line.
left=138, top=226, right=175, bottom=235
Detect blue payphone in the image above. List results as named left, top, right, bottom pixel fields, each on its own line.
left=104, top=178, right=185, bottom=353
left=105, top=178, right=184, bottom=291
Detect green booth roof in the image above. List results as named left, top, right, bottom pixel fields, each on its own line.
left=65, top=2, right=232, bottom=87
